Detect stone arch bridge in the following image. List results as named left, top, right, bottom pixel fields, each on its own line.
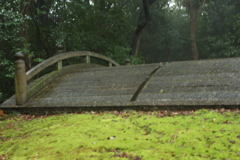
left=1, top=51, right=240, bottom=114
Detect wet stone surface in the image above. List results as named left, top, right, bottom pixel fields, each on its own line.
left=1, top=57, right=240, bottom=109
left=24, top=64, right=158, bottom=107
left=138, top=57, right=240, bottom=105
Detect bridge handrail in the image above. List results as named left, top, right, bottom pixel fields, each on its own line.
left=14, top=51, right=120, bottom=105
left=26, top=51, right=120, bottom=81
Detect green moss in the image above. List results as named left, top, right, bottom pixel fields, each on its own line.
left=1, top=110, right=239, bottom=159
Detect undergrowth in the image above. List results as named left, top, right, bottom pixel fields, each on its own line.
left=0, top=109, right=240, bottom=160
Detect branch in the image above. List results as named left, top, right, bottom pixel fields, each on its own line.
left=197, top=0, right=206, bottom=15
left=143, top=0, right=150, bottom=20
left=137, top=0, right=157, bottom=29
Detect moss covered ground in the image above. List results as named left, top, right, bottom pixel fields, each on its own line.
left=0, top=109, right=240, bottom=160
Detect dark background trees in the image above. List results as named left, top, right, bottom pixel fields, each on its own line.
left=0, top=0, right=239, bottom=103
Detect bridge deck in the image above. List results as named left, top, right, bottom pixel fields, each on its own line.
left=1, top=57, right=240, bottom=112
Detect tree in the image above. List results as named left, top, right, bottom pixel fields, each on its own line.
left=139, top=0, right=178, bottom=62
left=0, top=0, right=30, bottom=103
left=129, top=0, right=157, bottom=57
left=21, top=0, right=35, bottom=70
left=197, top=0, right=240, bottom=59
left=184, top=0, right=206, bottom=60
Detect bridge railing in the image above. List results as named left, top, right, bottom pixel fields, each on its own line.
left=14, top=50, right=120, bottom=105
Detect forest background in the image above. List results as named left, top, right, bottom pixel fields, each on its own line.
left=0, top=0, right=240, bottom=104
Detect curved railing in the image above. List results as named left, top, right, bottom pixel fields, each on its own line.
left=26, top=51, right=120, bottom=81
left=14, top=51, right=120, bottom=105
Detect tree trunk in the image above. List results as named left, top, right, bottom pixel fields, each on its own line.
left=129, top=0, right=157, bottom=57
left=187, top=0, right=205, bottom=60
left=166, top=47, right=171, bottom=62
left=189, top=5, right=199, bottom=60
left=21, top=0, right=33, bottom=70
left=131, top=29, right=143, bottom=57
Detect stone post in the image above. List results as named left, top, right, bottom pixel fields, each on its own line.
left=57, top=45, right=64, bottom=54
left=56, top=45, right=64, bottom=70
left=86, top=55, right=90, bottom=63
left=14, top=52, right=27, bottom=105
left=125, top=59, right=131, bottom=66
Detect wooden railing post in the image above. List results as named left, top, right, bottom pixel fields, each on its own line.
left=109, top=62, right=112, bottom=67
left=14, top=52, right=27, bottom=105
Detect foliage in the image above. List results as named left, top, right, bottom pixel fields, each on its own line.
left=0, top=0, right=28, bottom=103
left=105, top=46, right=145, bottom=65
left=1, top=109, right=240, bottom=159
left=140, top=0, right=240, bottom=62
left=197, top=0, right=240, bottom=59
left=50, top=0, right=133, bottom=54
